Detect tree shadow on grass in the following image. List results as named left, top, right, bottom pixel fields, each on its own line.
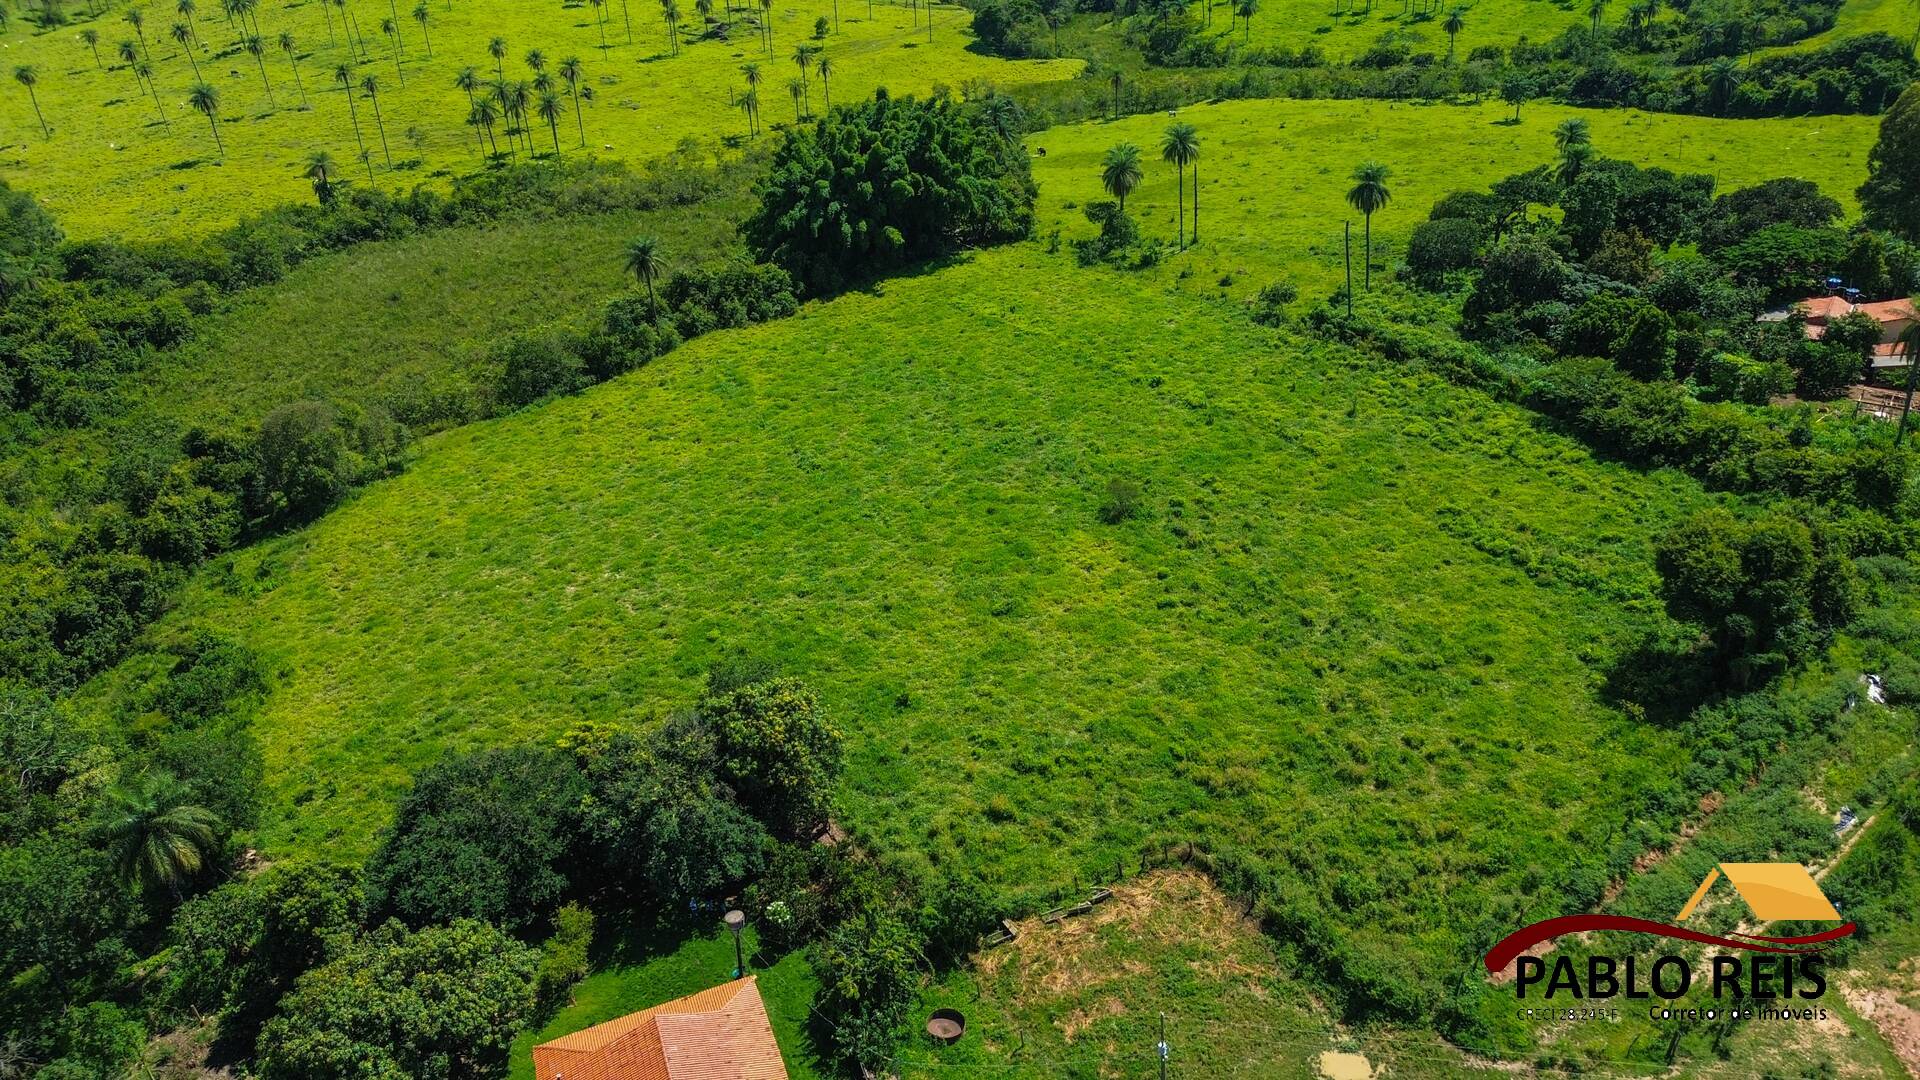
left=1600, top=629, right=1721, bottom=728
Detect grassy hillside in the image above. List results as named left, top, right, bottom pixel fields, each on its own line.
left=1026, top=97, right=1879, bottom=298
left=1199, top=0, right=1582, bottom=60
left=1764, top=0, right=1914, bottom=53
left=0, top=0, right=1078, bottom=238
left=77, top=243, right=1723, bottom=988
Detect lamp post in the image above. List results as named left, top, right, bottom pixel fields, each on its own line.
left=724, top=909, right=747, bottom=979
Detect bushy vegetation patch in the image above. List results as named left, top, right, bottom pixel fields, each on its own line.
left=745, top=91, right=1037, bottom=294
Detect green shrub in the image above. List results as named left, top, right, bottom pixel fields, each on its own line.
left=366, top=745, right=586, bottom=930
left=1701, top=351, right=1794, bottom=404
left=493, top=328, right=589, bottom=407
left=1403, top=217, right=1485, bottom=286
left=1098, top=478, right=1141, bottom=523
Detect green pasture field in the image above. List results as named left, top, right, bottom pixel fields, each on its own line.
left=0, top=0, right=1078, bottom=238
left=79, top=242, right=1721, bottom=991
left=1025, top=96, right=1879, bottom=299
left=1763, top=0, right=1915, bottom=54
left=1189, top=0, right=1582, bottom=61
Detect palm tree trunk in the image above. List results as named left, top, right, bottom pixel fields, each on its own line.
left=371, top=96, right=391, bottom=163
left=27, top=89, right=48, bottom=138
left=1175, top=167, right=1185, bottom=249
left=550, top=116, right=560, bottom=152
left=1363, top=212, right=1372, bottom=289
left=207, top=110, right=223, bottom=151
left=257, top=54, right=276, bottom=105
left=572, top=91, right=585, bottom=146
left=1190, top=161, right=1198, bottom=243
left=290, top=58, right=306, bottom=104
left=344, top=87, right=366, bottom=156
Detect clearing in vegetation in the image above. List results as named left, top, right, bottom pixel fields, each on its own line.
left=81, top=243, right=1718, bottom=1002
left=0, top=0, right=1077, bottom=238
left=1026, top=96, right=1878, bottom=297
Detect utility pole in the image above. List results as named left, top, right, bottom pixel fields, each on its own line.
left=1156, top=1012, right=1169, bottom=1080
left=1343, top=221, right=1354, bottom=318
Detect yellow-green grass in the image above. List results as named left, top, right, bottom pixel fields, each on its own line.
left=1194, top=0, right=1582, bottom=61
left=1763, top=0, right=1916, bottom=54
left=1026, top=96, right=1878, bottom=299
left=0, top=0, right=1078, bottom=238
left=81, top=244, right=1719, bottom=988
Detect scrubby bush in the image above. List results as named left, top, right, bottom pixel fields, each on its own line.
left=1098, top=477, right=1141, bottom=523
left=1403, top=217, right=1485, bottom=286
left=493, top=327, right=590, bottom=407
left=660, top=262, right=798, bottom=338
left=254, top=399, right=408, bottom=524
left=1700, top=351, right=1795, bottom=404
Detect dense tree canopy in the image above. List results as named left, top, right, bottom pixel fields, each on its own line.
left=1861, top=82, right=1920, bottom=242
left=366, top=745, right=585, bottom=930
left=743, top=91, right=1036, bottom=294
left=256, top=919, right=538, bottom=1080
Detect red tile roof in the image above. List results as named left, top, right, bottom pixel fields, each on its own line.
left=1798, top=295, right=1854, bottom=322
left=532, top=977, right=790, bottom=1080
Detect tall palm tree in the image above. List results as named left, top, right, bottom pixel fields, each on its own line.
left=558, top=55, right=585, bottom=145
left=1107, top=69, right=1122, bottom=118
left=95, top=774, right=221, bottom=897
left=1587, top=0, right=1605, bottom=31
left=524, top=48, right=545, bottom=75
left=589, top=0, right=609, bottom=49
left=739, top=86, right=759, bottom=137
left=506, top=79, right=531, bottom=153
left=1555, top=140, right=1594, bottom=185
left=1100, top=142, right=1142, bottom=213
left=244, top=33, right=275, bottom=105
left=759, top=0, right=773, bottom=53
left=1707, top=56, right=1740, bottom=112
left=1443, top=6, right=1464, bottom=60
left=177, top=0, right=200, bottom=44
left=1235, top=0, right=1256, bottom=41
left=537, top=89, right=562, bottom=151
left=118, top=38, right=141, bottom=76
left=488, top=34, right=507, bottom=81
left=816, top=52, right=831, bottom=110
left=792, top=44, right=811, bottom=114
left=412, top=2, right=431, bottom=55
left=13, top=66, right=48, bottom=139
left=280, top=32, right=307, bottom=105
left=624, top=235, right=666, bottom=315
left=1345, top=161, right=1391, bottom=289
left=361, top=73, right=391, bottom=164
left=171, top=21, right=201, bottom=77
left=379, top=17, right=404, bottom=83
left=1896, top=321, right=1920, bottom=446
left=188, top=80, right=222, bottom=153
left=304, top=148, right=338, bottom=202
left=1552, top=116, right=1590, bottom=155
left=786, top=75, right=804, bottom=120
left=740, top=62, right=762, bottom=134
left=469, top=94, right=498, bottom=155
left=664, top=0, right=682, bottom=54
left=126, top=8, right=152, bottom=59
left=1161, top=121, right=1198, bottom=249
left=335, top=62, right=367, bottom=158
left=134, top=59, right=170, bottom=123
left=81, top=28, right=104, bottom=68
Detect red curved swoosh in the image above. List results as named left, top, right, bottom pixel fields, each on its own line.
left=1483, top=915, right=1856, bottom=973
